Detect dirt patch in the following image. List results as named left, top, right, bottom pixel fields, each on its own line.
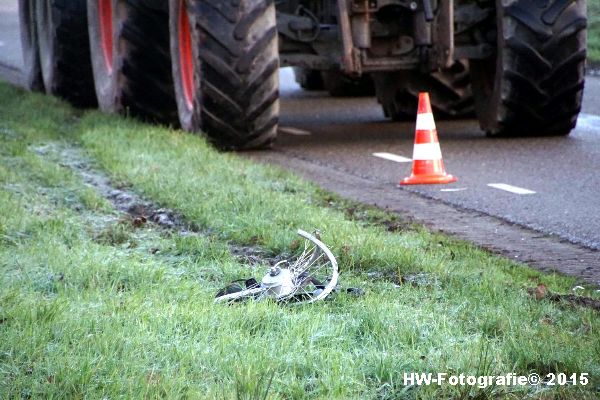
left=367, top=270, right=440, bottom=289
left=528, top=285, right=600, bottom=312
left=106, top=191, right=184, bottom=232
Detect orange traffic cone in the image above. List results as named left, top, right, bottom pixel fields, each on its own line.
left=400, top=92, right=457, bottom=185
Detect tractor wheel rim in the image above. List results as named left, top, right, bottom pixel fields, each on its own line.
left=98, top=0, right=113, bottom=74
left=178, top=0, right=194, bottom=111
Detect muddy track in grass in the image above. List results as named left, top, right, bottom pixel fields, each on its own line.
left=31, top=143, right=289, bottom=268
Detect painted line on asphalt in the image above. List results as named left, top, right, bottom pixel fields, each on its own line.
left=0, top=41, right=5, bottom=47
left=576, top=113, right=600, bottom=132
left=278, top=126, right=311, bottom=136
left=440, top=188, right=467, bottom=192
left=373, top=152, right=412, bottom=163
left=488, top=183, right=536, bottom=195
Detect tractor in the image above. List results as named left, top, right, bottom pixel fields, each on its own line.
left=20, top=0, right=587, bottom=149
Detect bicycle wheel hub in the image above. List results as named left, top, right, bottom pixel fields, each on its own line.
left=262, top=268, right=294, bottom=296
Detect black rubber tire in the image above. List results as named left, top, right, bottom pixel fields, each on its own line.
left=470, top=0, right=587, bottom=137
left=87, top=0, right=177, bottom=123
left=293, top=67, right=324, bottom=91
left=409, top=61, right=474, bottom=118
left=321, top=70, right=375, bottom=98
left=171, top=0, right=280, bottom=150
left=35, top=0, right=96, bottom=106
left=18, top=0, right=45, bottom=92
left=373, top=71, right=413, bottom=120
left=374, top=61, right=475, bottom=121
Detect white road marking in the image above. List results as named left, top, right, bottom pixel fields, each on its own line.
left=278, top=126, right=311, bottom=136
left=0, top=41, right=5, bottom=47
left=488, top=183, right=536, bottom=195
left=372, top=152, right=412, bottom=163
left=440, top=188, right=467, bottom=192
left=576, top=113, right=600, bottom=132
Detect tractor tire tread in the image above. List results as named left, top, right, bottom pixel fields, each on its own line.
left=43, top=0, right=96, bottom=106
left=116, top=0, right=177, bottom=123
left=190, top=0, right=279, bottom=149
left=490, top=0, right=586, bottom=136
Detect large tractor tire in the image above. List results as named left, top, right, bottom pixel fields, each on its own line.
left=169, top=0, right=280, bottom=149
left=35, top=0, right=96, bottom=106
left=470, top=0, right=587, bottom=136
left=18, top=0, right=44, bottom=92
left=373, top=71, right=415, bottom=121
left=87, top=0, right=177, bottom=123
left=374, top=61, right=475, bottom=121
left=293, top=67, right=325, bottom=91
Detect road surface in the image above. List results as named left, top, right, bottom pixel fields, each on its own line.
left=1, top=2, right=599, bottom=284
left=274, top=68, right=600, bottom=253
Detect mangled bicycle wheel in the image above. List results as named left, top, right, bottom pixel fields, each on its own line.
left=214, top=229, right=339, bottom=305
left=279, top=230, right=339, bottom=304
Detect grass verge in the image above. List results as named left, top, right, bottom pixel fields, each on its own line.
left=0, top=83, right=599, bottom=399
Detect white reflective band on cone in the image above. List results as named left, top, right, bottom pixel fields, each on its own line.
left=416, top=113, right=436, bottom=131
left=412, top=143, right=443, bottom=160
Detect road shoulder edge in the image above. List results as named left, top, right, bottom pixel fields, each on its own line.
left=249, top=151, right=600, bottom=286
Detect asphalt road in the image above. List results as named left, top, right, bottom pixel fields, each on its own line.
left=0, top=2, right=21, bottom=68
left=274, top=69, right=600, bottom=251
left=1, top=3, right=599, bottom=283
